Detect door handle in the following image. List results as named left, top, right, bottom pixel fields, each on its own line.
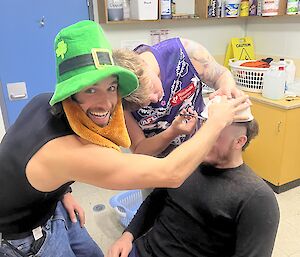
left=40, top=16, right=45, bottom=27
left=10, top=94, right=27, bottom=100
left=277, top=121, right=282, bottom=133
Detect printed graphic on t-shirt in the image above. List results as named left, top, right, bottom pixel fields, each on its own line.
left=137, top=48, right=202, bottom=147
left=170, top=81, right=197, bottom=107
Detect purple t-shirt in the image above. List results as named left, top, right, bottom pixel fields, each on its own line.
left=132, top=38, right=205, bottom=156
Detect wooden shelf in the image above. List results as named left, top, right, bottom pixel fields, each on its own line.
left=100, top=14, right=300, bottom=25
left=203, top=0, right=288, bottom=18
left=97, top=0, right=298, bottom=24
left=207, top=14, right=300, bottom=20
left=101, top=17, right=202, bottom=25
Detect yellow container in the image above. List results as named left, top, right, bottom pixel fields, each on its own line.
left=240, top=0, right=250, bottom=16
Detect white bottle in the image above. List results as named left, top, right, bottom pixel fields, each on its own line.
left=286, top=0, right=299, bottom=14
left=262, top=0, right=280, bottom=16
left=123, top=0, right=130, bottom=20
left=107, top=0, right=124, bottom=21
left=161, top=0, right=172, bottom=19
left=171, top=0, right=176, bottom=15
left=256, top=0, right=263, bottom=15
left=286, top=59, right=296, bottom=85
left=262, top=66, right=286, bottom=100
left=216, top=0, right=223, bottom=17
left=221, top=0, right=227, bottom=16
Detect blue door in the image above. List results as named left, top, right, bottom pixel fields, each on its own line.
left=0, top=0, right=91, bottom=128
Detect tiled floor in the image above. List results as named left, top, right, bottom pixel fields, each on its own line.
left=272, top=186, right=300, bottom=257
left=72, top=182, right=300, bottom=257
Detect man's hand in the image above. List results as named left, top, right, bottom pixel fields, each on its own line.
left=209, top=80, right=244, bottom=99
left=169, top=108, right=198, bottom=136
left=61, top=192, right=85, bottom=227
left=208, top=95, right=250, bottom=127
left=106, top=232, right=134, bottom=257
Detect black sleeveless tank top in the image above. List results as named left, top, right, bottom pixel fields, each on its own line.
left=0, top=93, right=73, bottom=238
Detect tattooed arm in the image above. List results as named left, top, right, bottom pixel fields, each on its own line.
left=180, top=38, right=243, bottom=98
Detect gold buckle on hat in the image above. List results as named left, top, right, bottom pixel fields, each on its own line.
left=91, top=48, right=114, bottom=69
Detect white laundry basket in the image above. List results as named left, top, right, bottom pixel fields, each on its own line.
left=229, top=59, right=270, bottom=93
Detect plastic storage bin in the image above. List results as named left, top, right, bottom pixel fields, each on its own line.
left=109, top=190, right=143, bottom=227
left=130, top=0, right=158, bottom=20
left=229, top=58, right=269, bottom=93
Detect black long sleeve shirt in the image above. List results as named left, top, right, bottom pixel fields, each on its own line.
left=126, top=163, right=280, bottom=257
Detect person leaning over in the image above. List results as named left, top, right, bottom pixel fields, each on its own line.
left=113, top=38, right=245, bottom=158
left=113, top=37, right=249, bottom=199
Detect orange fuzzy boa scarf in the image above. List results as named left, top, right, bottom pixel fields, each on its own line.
left=62, top=97, right=131, bottom=151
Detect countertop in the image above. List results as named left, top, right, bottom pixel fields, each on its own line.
left=245, top=92, right=300, bottom=110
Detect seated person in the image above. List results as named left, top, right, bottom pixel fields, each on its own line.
left=108, top=103, right=280, bottom=257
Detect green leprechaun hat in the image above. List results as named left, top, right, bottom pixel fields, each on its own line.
left=50, top=20, right=139, bottom=106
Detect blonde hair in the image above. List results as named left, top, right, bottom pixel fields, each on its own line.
left=113, top=49, right=152, bottom=111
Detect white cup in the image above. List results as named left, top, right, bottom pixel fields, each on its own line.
left=225, top=0, right=241, bottom=17
left=201, top=96, right=254, bottom=122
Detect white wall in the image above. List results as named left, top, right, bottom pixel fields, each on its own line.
left=95, top=0, right=245, bottom=55
left=245, top=17, right=300, bottom=58
left=101, top=19, right=246, bottom=56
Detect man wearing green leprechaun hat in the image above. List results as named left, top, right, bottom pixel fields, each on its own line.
left=0, top=20, right=250, bottom=256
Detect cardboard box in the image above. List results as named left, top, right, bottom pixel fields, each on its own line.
left=130, top=0, right=159, bottom=20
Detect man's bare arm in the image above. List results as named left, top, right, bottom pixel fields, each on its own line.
left=26, top=118, right=220, bottom=192
left=180, top=38, right=242, bottom=98
left=26, top=96, right=249, bottom=192
left=125, top=111, right=197, bottom=156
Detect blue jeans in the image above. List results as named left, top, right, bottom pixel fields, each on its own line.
left=0, top=201, right=104, bottom=257
left=128, top=244, right=140, bottom=257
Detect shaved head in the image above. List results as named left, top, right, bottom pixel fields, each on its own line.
left=232, top=119, right=259, bottom=150
left=203, top=119, right=259, bottom=168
